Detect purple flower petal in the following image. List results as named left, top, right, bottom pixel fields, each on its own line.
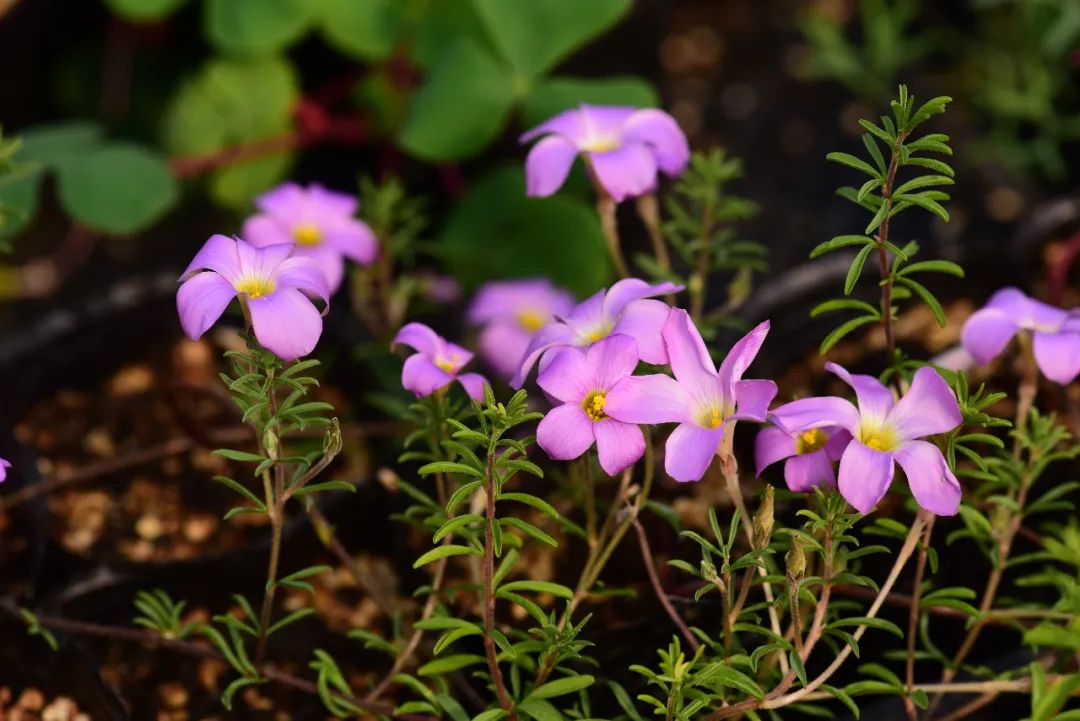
left=242, top=215, right=291, bottom=249
left=589, top=143, right=658, bottom=202
left=177, top=271, right=237, bottom=340
left=401, top=354, right=453, bottom=397
left=525, top=135, right=579, bottom=197
left=895, top=440, right=961, bottom=515
left=579, top=105, right=638, bottom=136
left=612, top=299, right=673, bottom=365
left=181, top=234, right=241, bottom=283
left=665, top=422, right=725, bottom=482
left=586, top=334, right=640, bottom=390
left=602, top=278, right=681, bottom=321
left=784, top=450, right=836, bottom=492
left=605, top=373, right=690, bottom=425
left=769, top=396, right=861, bottom=436
left=236, top=238, right=292, bottom=279
left=754, top=425, right=796, bottom=476
left=324, top=220, right=378, bottom=265
left=520, top=107, right=584, bottom=143
left=825, top=429, right=853, bottom=460
left=594, top=419, right=646, bottom=475
left=732, top=379, right=778, bottom=422
left=512, top=322, right=577, bottom=388
left=468, top=279, right=574, bottom=325
left=537, top=403, right=595, bottom=461
left=886, top=366, right=962, bottom=441
left=825, top=362, right=894, bottom=423
left=248, top=288, right=323, bottom=360
left=622, top=109, right=690, bottom=176
left=537, top=347, right=591, bottom=403
left=0, top=458, right=9, bottom=482
left=718, top=321, right=770, bottom=396
left=290, top=245, right=346, bottom=295
left=308, top=183, right=359, bottom=217
left=562, top=290, right=606, bottom=336
left=662, top=308, right=716, bottom=384
left=961, top=307, right=1019, bottom=365
left=479, top=321, right=532, bottom=380
left=1033, top=330, right=1080, bottom=385
left=254, top=182, right=305, bottom=215
left=276, top=257, right=330, bottom=306
left=393, top=323, right=444, bottom=356
left=838, top=441, right=895, bottom=514
left=456, top=372, right=489, bottom=401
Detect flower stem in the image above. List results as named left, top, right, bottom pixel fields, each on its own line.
left=597, top=196, right=630, bottom=278
left=876, top=130, right=909, bottom=369
left=482, top=449, right=516, bottom=720
left=905, top=511, right=936, bottom=721
left=255, top=363, right=285, bottom=668
left=632, top=514, right=699, bottom=650
left=636, top=194, right=672, bottom=274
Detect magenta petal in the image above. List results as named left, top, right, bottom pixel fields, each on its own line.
left=254, top=182, right=304, bottom=215
left=456, top=372, right=489, bottom=401
left=825, top=429, right=853, bottom=460
left=886, top=366, right=962, bottom=441
left=308, top=183, right=359, bottom=217
left=665, top=422, right=725, bottom=482
left=324, top=219, right=378, bottom=264
left=393, top=323, right=444, bottom=356
left=754, top=426, right=796, bottom=476
left=961, top=307, right=1018, bottom=365
left=604, top=374, right=690, bottom=424
left=177, top=272, right=237, bottom=340
left=537, top=404, right=595, bottom=462
left=769, top=396, right=861, bottom=435
left=662, top=308, right=716, bottom=383
left=537, top=347, right=591, bottom=403
left=512, top=322, right=577, bottom=388
left=0, top=458, right=9, bottom=482
left=718, top=321, right=770, bottom=394
left=590, top=143, right=658, bottom=202
left=825, top=362, right=894, bottom=423
left=622, top=109, right=690, bottom=176
left=1033, top=330, right=1080, bottom=385
left=248, top=288, right=323, bottom=360
left=181, top=234, right=241, bottom=283
left=525, top=135, right=579, bottom=197
left=586, top=334, right=640, bottom=390
left=594, top=419, right=645, bottom=475
left=603, top=278, right=680, bottom=321
left=784, top=451, right=836, bottom=492
left=277, top=257, right=330, bottom=305
left=296, top=245, right=347, bottom=294
left=520, top=107, right=584, bottom=143
left=838, top=441, right=895, bottom=514
left=612, top=299, right=672, bottom=365
left=242, top=215, right=291, bottom=249
left=895, top=440, right=961, bottom=515
left=401, top=354, right=453, bottom=397
left=732, top=379, right=777, bottom=422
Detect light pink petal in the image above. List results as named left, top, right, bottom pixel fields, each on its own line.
left=401, top=354, right=453, bottom=397
left=602, top=279, right=682, bottom=321
left=770, top=396, right=861, bottom=435
left=825, top=429, right=853, bottom=460
left=586, top=334, right=640, bottom=391
left=520, top=107, right=585, bottom=143
left=525, top=135, right=579, bottom=197
left=177, top=272, right=237, bottom=340
left=276, top=257, right=330, bottom=306
left=594, top=419, right=646, bottom=476
left=960, top=307, right=1019, bottom=365
left=181, top=234, right=241, bottom=283
left=478, top=322, right=532, bottom=380
left=838, top=441, right=895, bottom=514
left=324, top=219, right=378, bottom=265
left=665, top=422, right=725, bottom=482
left=604, top=373, right=691, bottom=425
left=754, top=425, right=796, bottom=476
left=895, top=440, right=961, bottom=516
left=441, top=340, right=475, bottom=368
left=308, top=183, right=359, bottom=217
left=456, top=372, right=489, bottom=401
left=622, top=109, right=690, bottom=176
left=732, top=379, right=777, bottom=422
left=511, top=322, right=577, bottom=388
left=886, top=366, right=962, bottom=441
left=589, top=143, right=658, bottom=202
left=254, top=182, right=306, bottom=216
left=580, top=104, right=638, bottom=136
left=0, top=458, right=9, bottom=482
left=784, top=450, right=836, bottom=492
left=1033, top=331, right=1080, bottom=385
left=242, top=215, right=292, bottom=249
left=612, top=299, right=673, bottom=365
left=393, top=323, right=445, bottom=356
left=662, top=309, right=716, bottom=390
left=537, top=347, right=591, bottom=403
left=825, top=362, right=895, bottom=423
left=563, top=291, right=606, bottom=334
left=468, top=279, right=574, bottom=325
left=248, top=288, right=323, bottom=361
left=718, top=321, right=770, bottom=396
left=537, top=403, right=595, bottom=462
left=237, top=239, right=293, bottom=279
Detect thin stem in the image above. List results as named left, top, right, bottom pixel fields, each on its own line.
left=876, top=129, right=909, bottom=368
left=583, top=458, right=597, bottom=548
left=727, top=566, right=755, bottom=628
left=636, top=194, right=672, bottom=274
left=632, top=515, right=699, bottom=651
left=905, top=512, right=936, bottom=721
left=688, top=201, right=716, bottom=323
left=596, top=195, right=630, bottom=278
left=307, top=505, right=397, bottom=618
left=720, top=566, right=734, bottom=658
left=482, top=450, right=516, bottom=720
left=255, top=364, right=284, bottom=667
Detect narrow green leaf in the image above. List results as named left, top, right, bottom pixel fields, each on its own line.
left=528, top=675, right=596, bottom=700
left=412, top=544, right=481, bottom=569
left=844, top=244, right=875, bottom=295
left=826, top=152, right=882, bottom=179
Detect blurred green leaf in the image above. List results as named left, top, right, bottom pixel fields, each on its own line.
left=410, top=0, right=487, bottom=69
left=438, top=165, right=611, bottom=296
left=472, top=0, right=631, bottom=79
left=522, top=75, right=658, bottom=129
left=314, top=0, right=402, bottom=61
left=104, top=0, right=190, bottom=22
left=57, top=144, right=178, bottom=234
left=205, top=0, right=312, bottom=56
left=398, top=38, right=515, bottom=161
left=19, top=122, right=104, bottom=168
left=0, top=172, right=40, bottom=240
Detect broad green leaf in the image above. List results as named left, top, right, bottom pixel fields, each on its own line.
left=527, top=675, right=595, bottom=700
left=105, top=0, right=189, bottom=22
left=0, top=171, right=40, bottom=240
left=522, top=76, right=657, bottom=128
left=398, top=38, right=515, bottom=161
left=472, top=0, right=631, bottom=79
left=57, top=144, right=178, bottom=234
left=18, top=122, right=104, bottom=167
left=411, top=0, right=487, bottom=69
left=313, top=0, right=402, bottom=61
left=205, top=0, right=312, bottom=56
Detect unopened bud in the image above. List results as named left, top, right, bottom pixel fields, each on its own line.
left=785, top=536, right=806, bottom=586
left=263, top=428, right=280, bottom=461
left=323, top=417, right=342, bottom=458
left=753, top=485, right=775, bottom=550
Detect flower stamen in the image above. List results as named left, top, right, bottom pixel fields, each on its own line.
left=293, top=224, right=322, bottom=246
left=795, top=428, right=828, bottom=454
left=582, top=391, right=607, bottom=421
left=234, top=276, right=277, bottom=299
left=435, top=353, right=461, bottom=374
left=517, top=310, right=545, bottom=332
left=859, top=425, right=898, bottom=452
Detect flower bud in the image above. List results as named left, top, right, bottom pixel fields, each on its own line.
left=753, top=485, right=775, bottom=550
left=263, top=427, right=280, bottom=461
left=323, top=417, right=342, bottom=458
left=785, top=536, right=806, bottom=586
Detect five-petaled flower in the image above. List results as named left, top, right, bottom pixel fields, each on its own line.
left=521, top=104, right=690, bottom=202
left=177, top=235, right=329, bottom=361
left=467, top=279, right=575, bottom=380
left=961, top=287, right=1080, bottom=385
left=755, top=420, right=851, bottom=492
left=243, top=183, right=378, bottom=294
left=536, top=335, right=646, bottom=476
left=512, top=278, right=682, bottom=388
left=770, top=363, right=963, bottom=515
left=392, top=323, right=488, bottom=401
left=605, top=309, right=777, bottom=482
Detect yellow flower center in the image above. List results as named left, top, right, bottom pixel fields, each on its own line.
left=700, top=408, right=724, bottom=429
left=582, top=391, right=607, bottom=421
left=234, top=276, right=277, bottom=299
left=795, top=428, right=828, bottom=455
left=859, top=424, right=898, bottom=452
left=293, top=224, right=322, bottom=246
left=581, top=136, right=621, bottom=153
left=517, top=310, right=546, bottom=332
left=434, top=353, right=461, bottom=374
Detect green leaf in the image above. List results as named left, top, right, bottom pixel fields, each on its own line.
left=789, top=651, right=807, bottom=686
left=104, top=0, right=189, bottom=22
left=528, top=675, right=596, bottom=700
left=518, top=698, right=565, bottom=721
left=313, top=0, right=402, bottom=60
left=829, top=616, right=904, bottom=638
left=898, top=260, right=964, bottom=278
left=820, top=315, right=879, bottom=354
left=0, top=170, right=41, bottom=240
left=212, top=475, right=265, bottom=508
left=398, top=38, right=515, bottom=162
left=810, top=234, right=873, bottom=259
left=896, top=276, right=945, bottom=327
left=413, top=544, right=481, bottom=568
left=473, top=0, right=631, bottom=79
left=56, top=144, right=177, bottom=234
left=810, top=298, right=880, bottom=318
left=697, top=663, right=766, bottom=699
left=18, top=122, right=104, bottom=168
left=522, top=76, right=657, bottom=128
left=844, top=243, right=875, bottom=295
left=417, top=654, right=486, bottom=677
left=500, top=517, right=558, bottom=547
left=419, top=461, right=483, bottom=479
left=893, top=175, right=954, bottom=196
left=205, top=0, right=312, bottom=55
left=826, top=151, right=882, bottom=179
left=213, top=449, right=266, bottom=463
left=473, top=710, right=509, bottom=721
left=499, top=579, right=574, bottom=600
left=497, top=492, right=560, bottom=519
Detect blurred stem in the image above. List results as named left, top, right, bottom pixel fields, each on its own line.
left=689, top=199, right=716, bottom=323
left=905, top=511, right=935, bottom=721
left=255, top=363, right=284, bottom=668
left=636, top=194, right=672, bottom=274
left=583, top=457, right=597, bottom=547
left=876, top=129, right=909, bottom=370
left=482, top=447, right=517, bottom=720
left=596, top=195, right=630, bottom=278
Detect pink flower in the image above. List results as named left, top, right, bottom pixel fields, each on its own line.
left=512, top=278, right=682, bottom=388
left=755, top=422, right=851, bottom=492
left=605, top=310, right=777, bottom=482
left=521, top=105, right=690, bottom=202
left=536, top=335, right=645, bottom=476
left=467, top=279, right=575, bottom=380
left=177, top=235, right=329, bottom=361
left=243, top=183, right=378, bottom=294
left=770, top=363, right=963, bottom=515
left=0, top=458, right=10, bottom=482
left=392, top=323, right=488, bottom=401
